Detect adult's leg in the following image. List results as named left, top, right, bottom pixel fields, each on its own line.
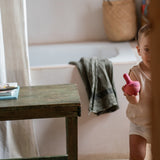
left=130, top=134, right=147, bottom=160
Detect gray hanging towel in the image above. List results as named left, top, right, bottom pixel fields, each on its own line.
left=69, top=57, right=119, bottom=115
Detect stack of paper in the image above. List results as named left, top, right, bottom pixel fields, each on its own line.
left=0, top=82, right=20, bottom=100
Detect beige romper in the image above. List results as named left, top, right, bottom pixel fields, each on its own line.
left=126, top=63, right=152, bottom=143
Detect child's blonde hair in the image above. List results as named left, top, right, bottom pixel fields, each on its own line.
left=137, top=24, right=152, bottom=45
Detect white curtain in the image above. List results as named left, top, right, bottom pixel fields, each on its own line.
left=0, top=8, right=6, bottom=83
left=0, top=0, right=39, bottom=158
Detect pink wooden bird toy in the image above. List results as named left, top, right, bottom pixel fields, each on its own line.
left=123, top=73, right=140, bottom=96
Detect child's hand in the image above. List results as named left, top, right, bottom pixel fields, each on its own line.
left=122, top=85, right=139, bottom=104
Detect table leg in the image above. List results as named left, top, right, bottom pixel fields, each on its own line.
left=65, top=117, right=78, bottom=160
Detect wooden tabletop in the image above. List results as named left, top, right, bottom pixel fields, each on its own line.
left=0, top=84, right=81, bottom=121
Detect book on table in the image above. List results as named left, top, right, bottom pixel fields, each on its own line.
left=0, top=82, right=20, bottom=100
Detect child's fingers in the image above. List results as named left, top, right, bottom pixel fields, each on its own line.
left=124, top=92, right=133, bottom=97
left=134, top=92, right=139, bottom=96
left=122, top=86, right=125, bottom=92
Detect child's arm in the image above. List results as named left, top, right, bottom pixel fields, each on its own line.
left=123, top=91, right=140, bottom=104
left=122, top=71, right=140, bottom=104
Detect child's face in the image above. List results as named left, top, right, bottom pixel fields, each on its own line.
left=137, top=34, right=151, bottom=69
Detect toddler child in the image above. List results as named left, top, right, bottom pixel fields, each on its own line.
left=122, top=24, right=152, bottom=160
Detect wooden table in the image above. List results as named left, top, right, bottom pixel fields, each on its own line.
left=0, top=84, right=81, bottom=160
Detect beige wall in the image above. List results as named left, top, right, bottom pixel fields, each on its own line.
left=26, top=0, right=142, bottom=45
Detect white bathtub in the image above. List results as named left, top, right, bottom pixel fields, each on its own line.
left=29, top=42, right=138, bottom=160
